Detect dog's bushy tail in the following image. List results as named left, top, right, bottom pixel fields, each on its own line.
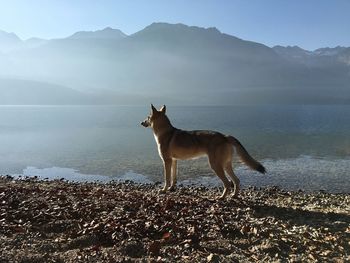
left=227, top=136, right=266, bottom=174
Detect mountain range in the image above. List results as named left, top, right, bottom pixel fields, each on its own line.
left=0, top=23, right=349, bottom=105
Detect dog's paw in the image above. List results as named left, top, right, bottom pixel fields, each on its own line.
left=158, top=188, right=167, bottom=194
left=231, top=191, right=239, bottom=198
left=168, top=185, right=176, bottom=192
left=218, top=195, right=226, bottom=201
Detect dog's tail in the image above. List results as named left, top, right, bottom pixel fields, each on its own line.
left=227, top=136, right=266, bottom=174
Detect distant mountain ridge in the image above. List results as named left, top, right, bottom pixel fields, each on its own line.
left=68, top=27, right=127, bottom=40
left=273, top=45, right=350, bottom=66
left=0, top=22, right=349, bottom=105
left=2, top=24, right=347, bottom=55
left=0, top=29, right=23, bottom=52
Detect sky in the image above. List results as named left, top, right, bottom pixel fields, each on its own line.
left=0, top=0, right=349, bottom=50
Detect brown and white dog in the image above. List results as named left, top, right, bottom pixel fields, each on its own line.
left=141, top=104, right=265, bottom=199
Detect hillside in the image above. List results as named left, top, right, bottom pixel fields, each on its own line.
left=0, top=23, right=349, bottom=105
left=0, top=30, right=23, bottom=52
left=67, top=27, right=127, bottom=40
left=0, top=79, right=96, bottom=105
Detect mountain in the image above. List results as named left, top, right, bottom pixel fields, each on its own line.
left=0, top=30, right=48, bottom=52
left=314, top=46, right=347, bottom=56
left=273, top=45, right=348, bottom=58
left=130, top=23, right=280, bottom=63
left=0, top=23, right=349, bottom=105
left=0, top=30, right=23, bottom=52
left=337, top=48, right=350, bottom=65
left=272, top=45, right=312, bottom=63
left=4, top=23, right=288, bottom=104
left=25, top=37, right=48, bottom=49
left=272, top=45, right=350, bottom=67
left=0, top=78, right=97, bottom=105
left=68, top=27, right=127, bottom=40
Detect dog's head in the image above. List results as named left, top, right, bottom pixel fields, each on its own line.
left=141, top=104, right=166, bottom=128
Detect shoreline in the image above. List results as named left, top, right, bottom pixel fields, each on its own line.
left=7, top=168, right=350, bottom=194
left=6, top=153, right=350, bottom=194
left=0, top=176, right=349, bottom=262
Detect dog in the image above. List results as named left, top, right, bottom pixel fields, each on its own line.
left=141, top=104, right=266, bottom=199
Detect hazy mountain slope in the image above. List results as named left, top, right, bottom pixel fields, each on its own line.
left=0, top=30, right=23, bottom=52
left=273, top=45, right=350, bottom=67
left=0, top=30, right=48, bottom=53
left=273, top=46, right=313, bottom=63
left=6, top=23, right=288, bottom=92
left=0, top=79, right=97, bottom=105
left=24, top=38, right=48, bottom=49
left=68, top=27, right=127, bottom=40
left=334, top=47, right=350, bottom=65
left=1, top=23, right=349, bottom=105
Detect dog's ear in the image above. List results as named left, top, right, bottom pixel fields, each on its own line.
left=160, top=105, right=166, bottom=113
left=151, top=104, right=157, bottom=114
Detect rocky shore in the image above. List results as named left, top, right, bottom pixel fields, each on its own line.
left=0, top=176, right=349, bottom=262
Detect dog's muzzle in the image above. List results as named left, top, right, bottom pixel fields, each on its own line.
left=141, top=121, right=149, bottom=127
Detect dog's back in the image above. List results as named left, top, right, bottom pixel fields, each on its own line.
left=166, top=129, right=228, bottom=160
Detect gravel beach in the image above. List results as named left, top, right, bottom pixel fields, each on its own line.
left=0, top=176, right=349, bottom=262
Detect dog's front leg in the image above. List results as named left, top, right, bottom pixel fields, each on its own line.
left=159, top=158, right=172, bottom=193
left=169, top=159, right=177, bottom=191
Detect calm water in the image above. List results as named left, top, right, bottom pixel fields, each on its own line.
left=1, top=105, right=349, bottom=192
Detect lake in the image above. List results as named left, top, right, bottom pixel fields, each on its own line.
left=0, top=105, right=349, bottom=192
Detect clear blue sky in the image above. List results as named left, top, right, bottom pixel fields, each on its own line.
left=0, top=0, right=349, bottom=50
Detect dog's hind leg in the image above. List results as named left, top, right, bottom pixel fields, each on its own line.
left=225, top=163, right=240, bottom=197
left=209, top=156, right=231, bottom=200
left=169, top=159, right=177, bottom=191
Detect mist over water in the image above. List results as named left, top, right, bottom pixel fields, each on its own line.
left=0, top=105, right=349, bottom=192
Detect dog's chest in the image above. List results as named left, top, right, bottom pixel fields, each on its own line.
left=153, top=134, right=162, bottom=156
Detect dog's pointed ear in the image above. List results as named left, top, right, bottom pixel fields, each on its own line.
left=151, top=104, right=157, bottom=114
left=160, top=105, right=166, bottom=113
